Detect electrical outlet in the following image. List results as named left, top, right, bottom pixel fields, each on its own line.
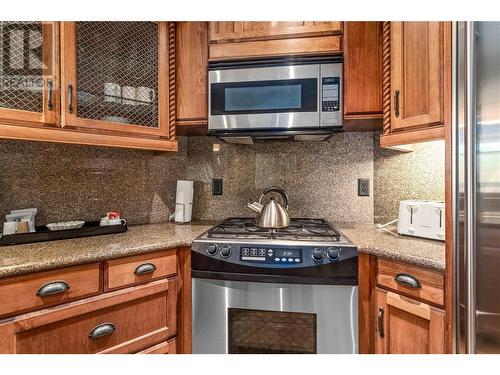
left=358, top=178, right=370, bottom=197
left=212, top=178, right=223, bottom=195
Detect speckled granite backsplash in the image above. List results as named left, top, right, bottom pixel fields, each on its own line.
left=0, top=131, right=444, bottom=227
left=186, top=132, right=375, bottom=223
left=0, top=138, right=187, bottom=225
left=373, top=131, right=445, bottom=224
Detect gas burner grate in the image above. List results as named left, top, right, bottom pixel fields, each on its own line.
left=206, top=217, right=341, bottom=242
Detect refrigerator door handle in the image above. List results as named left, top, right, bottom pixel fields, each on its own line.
left=464, top=21, right=477, bottom=354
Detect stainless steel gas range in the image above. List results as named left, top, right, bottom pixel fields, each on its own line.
left=191, top=218, right=358, bottom=354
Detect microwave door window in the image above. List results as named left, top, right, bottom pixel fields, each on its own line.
left=225, top=84, right=301, bottom=111
left=211, top=79, right=317, bottom=115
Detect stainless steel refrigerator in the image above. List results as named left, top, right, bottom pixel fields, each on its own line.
left=454, top=21, right=500, bottom=353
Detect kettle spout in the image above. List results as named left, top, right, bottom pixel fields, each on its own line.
left=247, top=202, right=263, bottom=213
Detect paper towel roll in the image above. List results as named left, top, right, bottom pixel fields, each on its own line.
left=175, top=180, right=194, bottom=223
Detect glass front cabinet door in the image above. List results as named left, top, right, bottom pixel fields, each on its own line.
left=0, top=22, right=59, bottom=126
left=60, top=21, right=175, bottom=139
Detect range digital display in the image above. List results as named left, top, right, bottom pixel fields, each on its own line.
left=275, top=249, right=301, bottom=259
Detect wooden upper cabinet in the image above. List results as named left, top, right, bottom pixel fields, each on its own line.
left=175, top=22, right=208, bottom=134
left=343, top=22, right=383, bottom=130
left=209, top=21, right=342, bottom=43
left=381, top=22, right=451, bottom=147
left=60, top=22, right=174, bottom=138
left=375, top=288, right=445, bottom=354
left=0, top=22, right=59, bottom=126
left=208, top=21, right=342, bottom=61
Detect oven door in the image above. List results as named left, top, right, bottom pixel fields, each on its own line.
left=192, top=278, right=358, bottom=354
left=209, top=64, right=320, bottom=131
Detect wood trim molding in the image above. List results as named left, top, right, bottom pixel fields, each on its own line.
left=176, top=246, right=192, bottom=354
left=358, top=253, right=377, bottom=354
left=209, top=35, right=341, bottom=61
left=386, top=292, right=431, bottom=321
left=382, top=21, right=391, bottom=135
left=379, top=125, right=445, bottom=148
left=168, top=22, right=177, bottom=140
left=0, top=123, right=178, bottom=152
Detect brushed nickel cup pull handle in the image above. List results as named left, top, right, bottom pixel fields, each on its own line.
left=36, top=281, right=70, bottom=297
left=395, top=273, right=421, bottom=289
left=134, top=263, right=156, bottom=275
left=89, top=323, right=115, bottom=340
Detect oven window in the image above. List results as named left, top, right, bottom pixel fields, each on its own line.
left=228, top=308, right=317, bottom=354
left=211, top=79, right=317, bottom=115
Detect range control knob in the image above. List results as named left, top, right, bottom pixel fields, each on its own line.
left=327, top=247, right=341, bottom=261
left=207, top=244, right=218, bottom=256
left=312, top=248, right=325, bottom=262
left=220, top=245, right=232, bottom=258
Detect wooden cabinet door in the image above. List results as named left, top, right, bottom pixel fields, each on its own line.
left=390, top=22, right=449, bottom=132
left=60, top=22, right=174, bottom=139
left=209, top=22, right=342, bottom=43
left=0, top=22, right=59, bottom=126
left=375, top=288, right=445, bottom=354
left=176, top=22, right=208, bottom=131
left=343, top=22, right=383, bottom=129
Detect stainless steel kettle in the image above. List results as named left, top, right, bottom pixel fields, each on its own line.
left=247, top=187, right=290, bottom=228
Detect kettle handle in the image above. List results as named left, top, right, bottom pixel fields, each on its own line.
left=259, top=187, right=289, bottom=209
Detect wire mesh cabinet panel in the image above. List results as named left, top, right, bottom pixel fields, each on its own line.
left=60, top=22, right=175, bottom=138
left=0, top=22, right=59, bottom=126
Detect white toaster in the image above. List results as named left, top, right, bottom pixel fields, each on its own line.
left=397, top=200, right=445, bottom=241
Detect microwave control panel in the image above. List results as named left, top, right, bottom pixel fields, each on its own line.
left=320, top=63, right=342, bottom=126
left=321, top=77, right=340, bottom=112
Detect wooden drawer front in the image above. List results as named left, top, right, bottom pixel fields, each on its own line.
left=5, top=278, right=176, bottom=354
left=105, top=251, right=177, bottom=291
left=137, top=338, right=176, bottom=354
left=376, top=259, right=444, bottom=307
left=0, top=263, right=101, bottom=318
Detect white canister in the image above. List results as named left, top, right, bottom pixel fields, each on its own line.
left=103, top=82, right=121, bottom=103
left=2, top=221, right=17, bottom=235
left=174, top=180, right=194, bottom=223
left=122, top=86, right=137, bottom=106
left=136, top=87, right=155, bottom=104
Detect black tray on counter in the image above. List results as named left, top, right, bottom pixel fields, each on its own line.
left=0, top=220, right=128, bottom=246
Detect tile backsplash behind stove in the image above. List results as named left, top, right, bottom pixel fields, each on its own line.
left=186, top=132, right=375, bottom=224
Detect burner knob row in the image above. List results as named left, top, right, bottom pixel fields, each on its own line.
left=312, top=247, right=341, bottom=262
left=206, top=244, right=232, bottom=258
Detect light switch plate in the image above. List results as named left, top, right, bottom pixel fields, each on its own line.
left=212, top=178, right=223, bottom=195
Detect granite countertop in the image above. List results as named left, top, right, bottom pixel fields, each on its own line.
left=338, top=223, right=445, bottom=272
left=0, top=222, right=213, bottom=278
left=0, top=222, right=445, bottom=279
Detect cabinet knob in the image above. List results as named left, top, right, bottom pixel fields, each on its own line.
left=89, top=323, right=116, bottom=340
left=36, top=281, right=70, bottom=297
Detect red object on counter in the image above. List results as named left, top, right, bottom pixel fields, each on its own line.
left=107, top=211, right=121, bottom=220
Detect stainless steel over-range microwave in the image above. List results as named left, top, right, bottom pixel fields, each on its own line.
left=208, top=56, right=343, bottom=143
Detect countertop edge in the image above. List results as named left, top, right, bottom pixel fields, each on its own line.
left=356, top=247, right=445, bottom=273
